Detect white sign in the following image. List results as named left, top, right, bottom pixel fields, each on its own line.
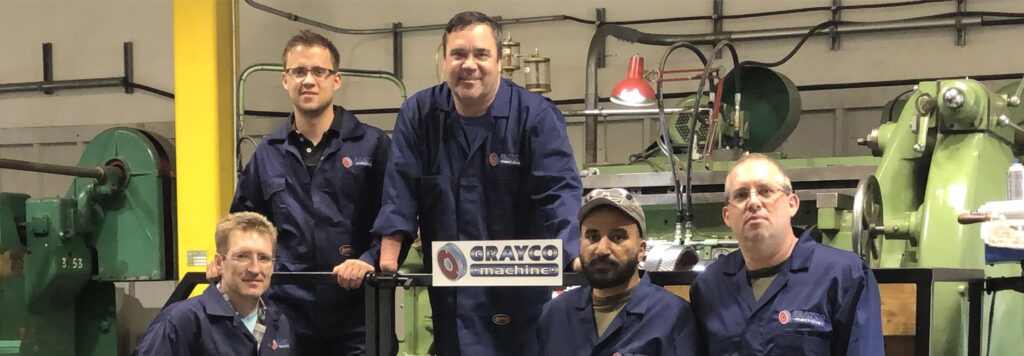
left=431, top=239, right=563, bottom=287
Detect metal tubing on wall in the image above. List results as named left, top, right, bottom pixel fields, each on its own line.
left=173, top=0, right=236, bottom=285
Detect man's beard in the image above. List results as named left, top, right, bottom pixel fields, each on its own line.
left=582, top=254, right=639, bottom=289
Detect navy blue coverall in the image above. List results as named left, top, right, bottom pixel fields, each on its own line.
left=372, top=79, right=583, bottom=355
left=136, top=285, right=293, bottom=355
left=231, top=105, right=389, bottom=355
left=690, top=228, right=884, bottom=355
left=536, top=273, right=705, bottom=356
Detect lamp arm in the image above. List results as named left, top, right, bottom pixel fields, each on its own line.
left=586, top=25, right=708, bottom=111
left=584, top=24, right=718, bottom=163
left=658, top=40, right=741, bottom=243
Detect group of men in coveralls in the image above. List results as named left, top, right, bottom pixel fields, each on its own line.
left=137, top=9, right=885, bottom=356
left=536, top=153, right=883, bottom=356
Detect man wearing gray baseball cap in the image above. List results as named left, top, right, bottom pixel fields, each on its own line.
left=536, top=188, right=705, bottom=355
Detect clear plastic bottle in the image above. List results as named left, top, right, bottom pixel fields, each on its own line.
left=1007, top=158, right=1024, bottom=200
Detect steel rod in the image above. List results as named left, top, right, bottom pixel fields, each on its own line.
left=561, top=107, right=691, bottom=117
left=0, top=77, right=124, bottom=95
left=0, top=158, right=105, bottom=180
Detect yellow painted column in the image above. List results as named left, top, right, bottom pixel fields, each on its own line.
left=173, top=0, right=236, bottom=283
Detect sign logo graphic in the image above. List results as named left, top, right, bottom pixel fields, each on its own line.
left=437, top=243, right=468, bottom=281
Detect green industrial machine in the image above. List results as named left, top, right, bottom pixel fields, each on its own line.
left=582, top=66, right=1024, bottom=355
left=0, top=127, right=175, bottom=356
left=849, top=78, right=1024, bottom=355
left=584, top=65, right=880, bottom=269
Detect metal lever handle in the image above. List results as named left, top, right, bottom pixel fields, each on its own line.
left=1010, top=75, right=1024, bottom=107
left=958, top=213, right=990, bottom=225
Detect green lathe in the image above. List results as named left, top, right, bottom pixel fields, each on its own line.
left=0, top=128, right=175, bottom=356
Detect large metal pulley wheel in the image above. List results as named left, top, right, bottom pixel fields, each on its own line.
left=852, top=175, right=883, bottom=261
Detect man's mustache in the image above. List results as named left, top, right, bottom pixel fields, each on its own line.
left=586, top=256, right=620, bottom=267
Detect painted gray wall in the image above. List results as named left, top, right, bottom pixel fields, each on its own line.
left=5, top=1, right=1023, bottom=196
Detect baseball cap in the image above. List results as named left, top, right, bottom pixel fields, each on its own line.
left=579, top=188, right=646, bottom=237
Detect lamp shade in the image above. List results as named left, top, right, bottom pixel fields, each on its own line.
left=610, top=55, right=655, bottom=107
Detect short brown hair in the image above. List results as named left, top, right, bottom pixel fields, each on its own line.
left=724, top=153, right=793, bottom=197
left=282, top=29, right=341, bottom=70
left=215, top=212, right=278, bottom=254
left=442, top=11, right=502, bottom=59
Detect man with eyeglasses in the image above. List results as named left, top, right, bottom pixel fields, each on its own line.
left=372, top=11, right=582, bottom=355
left=228, top=29, right=390, bottom=355
left=138, top=212, right=292, bottom=355
left=689, top=153, right=883, bottom=355
left=537, top=188, right=704, bottom=356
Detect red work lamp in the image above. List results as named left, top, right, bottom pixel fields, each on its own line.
left=610, top=55, right=655, bottom=107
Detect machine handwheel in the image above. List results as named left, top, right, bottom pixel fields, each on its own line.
left=852, top=175, right=883, bottom=261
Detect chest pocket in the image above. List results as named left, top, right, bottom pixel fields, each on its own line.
left=263, top=177, right=289, bottom=214
left=771, top=331, right=831, bottom=355
left=484, top=174, right=523, bottom=238
left=483, top=133, right=527, bottom=237
left=707, top=335, right=743, bottom=356
left=321, top=158, right=366, bottom=208
left=418, top=175, right=457, bottom=239
left=610, top=342, right=657, bottom=356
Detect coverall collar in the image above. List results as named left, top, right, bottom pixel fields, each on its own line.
left=721, top=227, right=815, bottom=276
left=199, top=284, right=281, bottom=324
left=571, top=272, right=656, bottom=345
left=266, top=105, right=365, bottom=142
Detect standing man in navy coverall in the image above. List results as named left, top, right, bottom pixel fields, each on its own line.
left=690, top=153, right=883, bottom=355
left=372, top=11, right=583, bottom=356
left=538, top=188, right=703, bottom=356
left=138, top=212, right=293, bottom=355
left=230, top=30, right=390, bottom=355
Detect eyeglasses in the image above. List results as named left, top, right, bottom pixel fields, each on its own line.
left=284, top=66, right=338, bottom=80
left=727, top=185, right=790, bottom=205
left=584, top=188, right=634, bottom=204
left=221, top=252, right=274, bottom=266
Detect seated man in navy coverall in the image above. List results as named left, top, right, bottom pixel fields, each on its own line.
left=537, top=188, right=704, bottom=356
left=690, top=153, right=884, bottom=355
left=373, top=11, right=583, bottom=356
left=137, top=212, right=292, bottom=355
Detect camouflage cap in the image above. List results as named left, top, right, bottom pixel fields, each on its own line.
left=579, top=188, right=646, bottom=237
